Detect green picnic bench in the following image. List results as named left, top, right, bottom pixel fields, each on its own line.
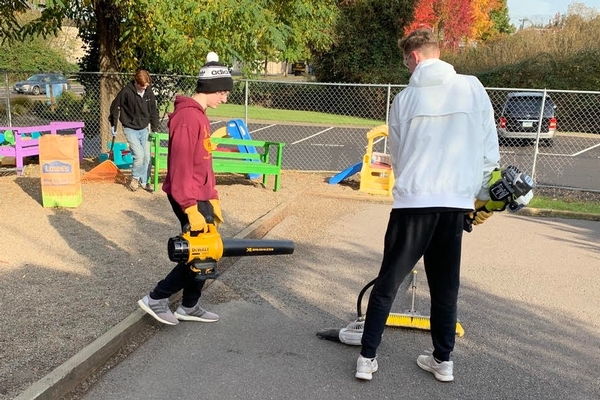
left=150, top=132, right=285, bottom=192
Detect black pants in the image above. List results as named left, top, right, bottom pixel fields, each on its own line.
left=360, top=210, right=464, bottom=362
left=149, top=195, right=214, bottom=307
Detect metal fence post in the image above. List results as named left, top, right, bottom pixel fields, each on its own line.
left=384, top=83, right=391, bottom=153
left=530, top=88, right=547, bottom=180
left=244, top=79, right=249, bottom=126
left=385, top=84, right=391, bottom=126
left=4, top=72, right=12, bottom=127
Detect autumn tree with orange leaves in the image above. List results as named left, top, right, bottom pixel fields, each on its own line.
left=405, top=0, right=510, bottom=48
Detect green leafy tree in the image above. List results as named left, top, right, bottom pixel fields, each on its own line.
left=488, top=0, right=515, bottom=36
left=1, top=0, right=338, bottom=148
left=268, top=0, right=339, bottom=74
left=313, top=0, right=415, bottom=83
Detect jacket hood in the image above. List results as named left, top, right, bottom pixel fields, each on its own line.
left=409, top=59, right=456, bottom=87
left=124, top=81, right=137, bottom=94
left=169, top=95, right=203, bottom=119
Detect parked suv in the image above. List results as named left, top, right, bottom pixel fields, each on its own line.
left=13, top=73, right=71, bottom=95
left=497, top=92, right=557, bottom=146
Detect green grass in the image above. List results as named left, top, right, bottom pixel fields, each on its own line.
left=529, top=196, right=600, bottom=214
left=204, top=104, right=383, bottom=126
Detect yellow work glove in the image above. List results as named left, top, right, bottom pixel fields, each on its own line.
left=184, top=205, right=208, bottom=232
left=470, top=199, right=493, bottom=226
left=209, top=199, right=224, bottom=226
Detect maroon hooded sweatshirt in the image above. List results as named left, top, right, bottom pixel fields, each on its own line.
left=162, top=95, right=218, bottom=210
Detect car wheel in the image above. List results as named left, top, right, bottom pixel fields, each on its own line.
left=31, top=86, right=40, bottom=95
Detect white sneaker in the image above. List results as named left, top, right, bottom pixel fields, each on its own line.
left=417, top=354, right=454, bottom=382
left=355, top=355, right=378, bottom=380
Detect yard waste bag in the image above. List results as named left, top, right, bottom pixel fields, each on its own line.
left=39, top=134, right=82, bottom=207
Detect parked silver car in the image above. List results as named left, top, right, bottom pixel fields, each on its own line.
left=497, top=92, right=557, bottom=146
left=13, top=73, right=71, bottom=95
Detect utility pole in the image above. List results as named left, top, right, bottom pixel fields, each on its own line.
left=519, top=18, right=532, bottom=30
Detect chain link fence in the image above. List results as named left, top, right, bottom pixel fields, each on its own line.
left=1, top=71, right=599, bottom=192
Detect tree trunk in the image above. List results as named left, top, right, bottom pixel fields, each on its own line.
left=96, top=0, right=122, bottom=153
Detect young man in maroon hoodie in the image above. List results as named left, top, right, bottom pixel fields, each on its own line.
left=138, top=52, right=233, bottom=325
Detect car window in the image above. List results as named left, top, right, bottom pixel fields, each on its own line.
left=504, top=96, right=555, bottom=118
left=27, top=74, right=44, bottom=82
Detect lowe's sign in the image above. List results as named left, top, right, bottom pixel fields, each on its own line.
left=42, top=161, right=72, bottom=174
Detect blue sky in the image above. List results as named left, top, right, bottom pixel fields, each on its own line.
left=507, top=0, right=600, bottom=26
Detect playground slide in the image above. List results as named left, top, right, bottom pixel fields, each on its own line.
left=328, top=162, right=362, bottom=184
left=226, top=119, right=260, bottom=179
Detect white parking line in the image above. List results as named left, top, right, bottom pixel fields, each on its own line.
left=537, top=144, right=600, bottom=157
left=291, top=127, right=335, bottom=145
left=249, top=124, right=276, bottom=133
left=572, top=142, right=600, bottom=156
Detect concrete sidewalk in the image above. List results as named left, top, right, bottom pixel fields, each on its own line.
left=26, top=199, right=600, bottom=399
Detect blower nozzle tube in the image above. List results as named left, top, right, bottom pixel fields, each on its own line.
left=222, top=238, right=295, bottom=257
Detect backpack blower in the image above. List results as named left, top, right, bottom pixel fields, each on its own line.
left=464, top=165, right=535, bottom=232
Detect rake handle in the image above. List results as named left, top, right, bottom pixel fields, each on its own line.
left=108, top=136, right=116, bottom=160
left=409, top=269, right=417, bottom=313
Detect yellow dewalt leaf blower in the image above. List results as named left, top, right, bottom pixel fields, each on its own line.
left=168, top=224, right=295, bottom=280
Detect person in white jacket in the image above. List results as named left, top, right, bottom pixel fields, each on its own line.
left=355, top=29, right=500, bottom=382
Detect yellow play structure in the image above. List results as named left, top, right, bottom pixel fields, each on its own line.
left=359, top=125, right=394, bottom=196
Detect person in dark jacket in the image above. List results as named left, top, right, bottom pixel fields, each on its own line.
left=109, top=69, right=160, bottom=192
left=137, top=52, right=233, bottom=325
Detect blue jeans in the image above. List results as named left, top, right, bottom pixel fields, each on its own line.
left=123, top=127, right=151, bottom=185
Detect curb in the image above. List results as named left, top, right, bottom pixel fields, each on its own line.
left=516, top=207, right=600, bottom=221
left=14, top=198, right=296, bottom=400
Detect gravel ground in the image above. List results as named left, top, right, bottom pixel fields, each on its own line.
left=0, top=160, right=381, bottom=400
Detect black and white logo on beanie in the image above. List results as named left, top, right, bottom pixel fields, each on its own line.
left=198, top=65, right=231, bottom=79
left=196, top=51, right=233, bottom=93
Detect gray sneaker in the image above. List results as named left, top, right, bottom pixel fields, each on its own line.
left=128, top=178, right=140, bottom=192
left=137, top=295, right=179, bottom=325
left=174, top=301, right=219, bottom=322
left=417, top=353, right=454, bottom=382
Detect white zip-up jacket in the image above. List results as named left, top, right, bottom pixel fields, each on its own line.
left=389, top=58, right=500, bottom=210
